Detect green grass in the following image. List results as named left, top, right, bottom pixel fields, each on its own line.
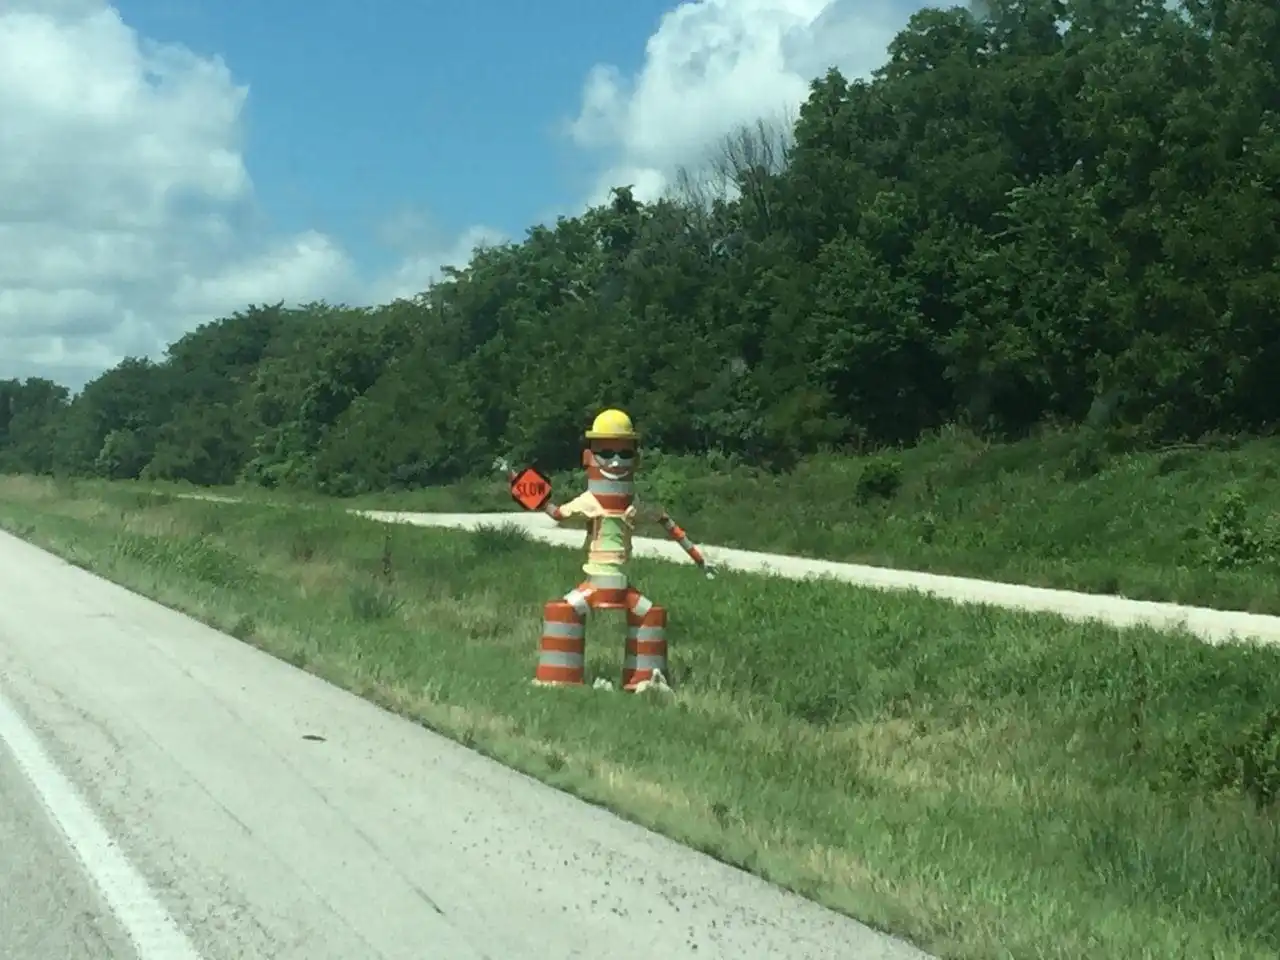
left=102, top=424, right=1280, bottom=615
left=0, top=475, right=1277, bottom=960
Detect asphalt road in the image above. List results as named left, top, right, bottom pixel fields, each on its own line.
left=0, top=745, right=137, bottom=959
left=0, top=529, right=930, bottom=960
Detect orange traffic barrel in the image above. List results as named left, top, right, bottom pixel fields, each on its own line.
left=622, top=604, right=667, bottom=691
left=535, top=601, right=586, bottom=685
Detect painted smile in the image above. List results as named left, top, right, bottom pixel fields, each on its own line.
left=599, top=467, right=631, bottom=482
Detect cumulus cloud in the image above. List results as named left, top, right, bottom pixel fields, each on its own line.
left=2, top=0, right=922, bottom=389
left=568, top=0, right=917, bottom=204
left=0, top=1, right=489, bottom=389
left=366, top=210, right=506, bottom=304
left=368, top=224, right=507, bottom=305
left=168, top=232, right=355, bottom=317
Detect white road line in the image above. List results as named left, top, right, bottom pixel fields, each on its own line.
left=0, top=690, right=203, bottom=960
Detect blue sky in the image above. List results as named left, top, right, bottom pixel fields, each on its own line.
left=112, top=0, right=677, bottom=279
left=2, top=0, right=921, bottom=385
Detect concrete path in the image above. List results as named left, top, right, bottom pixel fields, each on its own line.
left=0, top=530, right=929, bottom=960
left=355, top=509, right=1280, bottom=648
left=168, top=492, right=1280, bottom=647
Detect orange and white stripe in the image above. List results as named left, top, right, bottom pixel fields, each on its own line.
left=623, top=593, right=667, bottom=691
left=657, top=513, right=708, bottom=569
left=534, top=600, right=586, bottom=685
left=544, top=580, right=668, bottom=691
left=585, top=439, right=636, bottom=514
left=564, top=570, right=630, bottom=614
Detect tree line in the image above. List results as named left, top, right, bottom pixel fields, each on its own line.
left=2, top=0, right=1277, bottom=494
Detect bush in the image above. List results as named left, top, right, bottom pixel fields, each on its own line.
left=1204, top=488, right=1272, bottom=569
left=1175, top=707, right=1280, bottom=809
left=855, top=458, right=902, bottom=504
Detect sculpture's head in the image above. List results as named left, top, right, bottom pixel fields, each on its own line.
left=583, top=408, right=638, bottom=514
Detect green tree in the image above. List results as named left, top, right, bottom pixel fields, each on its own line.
left=6, top=0, right=1276, bottom=487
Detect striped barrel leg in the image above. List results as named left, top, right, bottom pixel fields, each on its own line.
left=535, top=601, right=585, bottom=685
left=622, top=592, right=667, bottom=691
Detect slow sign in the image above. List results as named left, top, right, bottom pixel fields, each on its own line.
left=509, top=466, right=553, bottom=512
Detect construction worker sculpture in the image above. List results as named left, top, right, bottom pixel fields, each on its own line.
left=505, top=409, right=715, bottom=692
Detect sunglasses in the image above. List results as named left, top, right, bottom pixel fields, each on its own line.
left=593, top=448, right=635, bottom=461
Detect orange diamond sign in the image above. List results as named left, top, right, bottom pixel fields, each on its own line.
left=510, top=466, right=552, bottom=512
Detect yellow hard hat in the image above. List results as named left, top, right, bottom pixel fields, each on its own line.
left=585, top=408, right=638, bottom=440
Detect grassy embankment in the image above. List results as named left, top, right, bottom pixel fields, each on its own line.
left=121, top=425, right=1280, bottom=614
left=0, top=473, right=1277, bottom=960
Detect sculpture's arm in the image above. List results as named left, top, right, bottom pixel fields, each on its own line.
left=654, top=509, right=716, bottom=578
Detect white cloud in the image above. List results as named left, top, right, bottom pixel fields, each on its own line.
left=366, top=210, right=506, bottom=304
left=0, top=0, right=923, bottom=391
left=0, top=1, right=487, bottom=390
left=169, top=231, right=354, bottom=317
left=568, top=0, right=916, bottom=203
left=368, top=225, right=507, bottom=305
